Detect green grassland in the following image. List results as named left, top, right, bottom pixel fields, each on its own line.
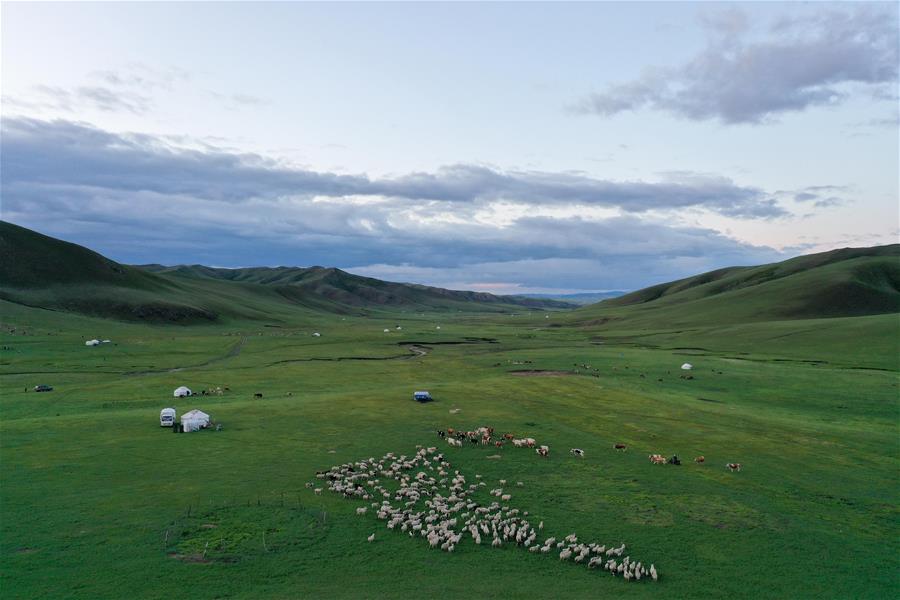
left=2, top=300, right=898, bottom=599
left=2, top=226, right=899, bottom=598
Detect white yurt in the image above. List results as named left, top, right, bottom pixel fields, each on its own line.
left=681, top=363, right=693, bottom=371
left=85, top=339, right=100, bottom=347
left=181, top=409, right=210, bottom=431
left=313, top=332, right=321, bottom=337
left=173, top=386, right=192, bottom=397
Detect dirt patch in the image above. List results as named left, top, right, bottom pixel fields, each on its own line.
left=509, top=369, right=576, bottom=376
left=15, top=547, right=38, bottom=554
left=200, top=523, right=218, bottom=529
left=168, top=553, right=212, bottom=564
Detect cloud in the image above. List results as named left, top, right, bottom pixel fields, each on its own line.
left=575, top=7, right=899, bottom=124
left=2, top=84, right=151, bottom=115
left=0, top=117, right=792, bottom=292
left=775, top=184, right=851, bottom=209
left=0, top=117, right=787, bottom=218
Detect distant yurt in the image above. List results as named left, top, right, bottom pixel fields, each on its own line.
left=85, top=339, right=100, bottom=347
left=173, top=386, right=192, bottom=397
left=384, top=329, right=390, bottom=333
left=181, top=409, right=211, bottom=431
left=313, top=332, right=321, bottom=337
left=681, top=363, right=693, bottom=371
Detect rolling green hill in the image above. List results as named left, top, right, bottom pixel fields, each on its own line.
left=0, top=221, right=570, bottom=323
left=138, top=264, right=574, bottom=311
left=576, top=244, right=900, bottom=327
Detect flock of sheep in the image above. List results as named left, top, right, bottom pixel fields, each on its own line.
left=312, top=442, right=659, bottom=583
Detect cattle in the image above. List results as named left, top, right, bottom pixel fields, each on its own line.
left=694, top=456, right=705, bottom=463
left=570, top=448, right=585, bottom=458
left=503, top=433, right=514, bottom=441
left=254, top=392, right=263, bottom=398
left=649, top=454, right=666, bottom=464
left=726, top=463, right=742, bottom=472
left=667, top=455, right=681, bottom=466
left=536, top=446, right=549, bottom=457
left=614, top=443, right=627, bottom=452
left=437, top=430, right=446, bottom=438
left=494, top=441, right=504, bottom=448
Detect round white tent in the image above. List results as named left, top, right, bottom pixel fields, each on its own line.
left=681, top=363, right=693, bottom=370
left=85, top=339, right=100, bottom=347
left=181, top=409, right=210, bottom=431
left=173, top=386, right=192, bottom=397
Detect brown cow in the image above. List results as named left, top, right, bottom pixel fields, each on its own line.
left=614, top=443, right=627, bottom=452
left=694, top=456, right=705, bottom=463
left=726, top=463, right=742, bottom=472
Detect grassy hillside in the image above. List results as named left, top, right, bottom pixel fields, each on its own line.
left=576, top=245, right=900, bottom=328
left=0, top=222, right=568, bottom=323
left=139, top=264, right=573, bottom=310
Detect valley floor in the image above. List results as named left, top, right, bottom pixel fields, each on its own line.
left=1, top=303, right=898, bottom=599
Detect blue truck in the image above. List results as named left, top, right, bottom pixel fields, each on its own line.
left=413, top=391, right=433, bottom=403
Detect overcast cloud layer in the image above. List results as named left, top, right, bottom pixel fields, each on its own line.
left=1, top=117, right=789, bottom=292
left=576, top=7, right=899, bottom=124
left=1, top=4, right=894, bottom=294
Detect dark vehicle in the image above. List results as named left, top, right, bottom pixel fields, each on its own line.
left=413, top=391, right=433, bottom=403
left=33, top=384, right=53, bottom=392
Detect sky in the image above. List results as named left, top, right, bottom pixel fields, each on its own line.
left=2, top=1, right=898, bottom=294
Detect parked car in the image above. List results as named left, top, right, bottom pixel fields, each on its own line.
left=160, top=407, right=177, bottom=427
left=33, top=384, right=53, bottom=392
left=413, top=390, right=433, bottom=402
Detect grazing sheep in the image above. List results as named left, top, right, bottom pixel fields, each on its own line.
left=650, top=564, right=658, bottom=581
left=314, top=488, right=323, bottom=495
left=694, top=456, right=705, bottom=463
left=318, top=441, right=658, bottom=583
left=367, top=533, right=375, bottom=542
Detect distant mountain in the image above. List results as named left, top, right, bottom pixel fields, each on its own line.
left=0, top=221, right=572, bottom=323
left=576, top=244, right=900, bottom=327
left=522, top=291, right=626, bottom=305
left=138, top=264, right=575, bottom=312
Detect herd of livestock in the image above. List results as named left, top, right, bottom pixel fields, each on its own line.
left=311, top=422, right=748, bottom=584
left=312, top=438, right=660, bottom=583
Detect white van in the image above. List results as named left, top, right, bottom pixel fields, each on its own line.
left=160, top=407, right=177, bottom=427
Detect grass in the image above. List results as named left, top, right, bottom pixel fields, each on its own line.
left=1, top=300, right=898, bottom=599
